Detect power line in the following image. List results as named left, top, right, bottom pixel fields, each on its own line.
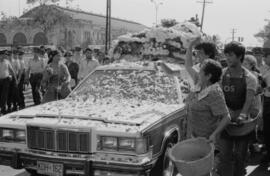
left=196, top=0, right=213, bottom=32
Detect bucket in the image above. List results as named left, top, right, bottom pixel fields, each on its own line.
left=226, top=112, right=261, bottom=136
left=168, top=137, right=214, bottom=176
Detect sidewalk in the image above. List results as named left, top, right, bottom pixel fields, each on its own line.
left=245, top=150, right=270, bottom=176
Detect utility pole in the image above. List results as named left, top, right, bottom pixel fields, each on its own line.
left=197, top=0, right=213, bottom=32
left=18, top=0, right=21, bottom=16
left=105, top=0, right=111, bottom=54
left=151, top=0, right=163, bottom=26
left=231, top=28, right=237, bottom=41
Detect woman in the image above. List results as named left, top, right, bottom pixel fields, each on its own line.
left=42, top=50, right=71, bottom=103
left=184, top=39, right=231, bottom=176
left=185, top=38, right=230, bottom=141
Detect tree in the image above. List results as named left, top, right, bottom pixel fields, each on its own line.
left=26, top=0, right=74, bottom=5
left=25, top=5, right=77, bottom=35
left=161, top=19, right=178, bottom=28
left=27, top=0, right=59, bottom=5
left=255, top=21, right=270, bottom=48
left=188, top=14, right=201, bottom=27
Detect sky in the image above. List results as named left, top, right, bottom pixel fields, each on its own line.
left=0, top=0, right=269, bottom=47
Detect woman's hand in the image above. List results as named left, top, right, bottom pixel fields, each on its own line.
left=208, top=133, right=216, bottom=144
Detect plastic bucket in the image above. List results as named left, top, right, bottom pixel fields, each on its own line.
left=168, top=137, right=214, bottom=176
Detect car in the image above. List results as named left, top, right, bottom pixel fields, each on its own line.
left=0, top=61, right=191, bottom=176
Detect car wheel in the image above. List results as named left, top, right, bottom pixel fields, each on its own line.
left=25, top=169, right=41, bottom=176
left=151, top=139, right=178, bottom=176
left=163, top=142, right=179, bottom=176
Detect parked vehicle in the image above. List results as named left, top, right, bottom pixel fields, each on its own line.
left=0, top=61, right=191, bottom=176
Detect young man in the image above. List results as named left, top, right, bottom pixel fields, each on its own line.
left=218, top=42, right=258, bottom=176
left=64, top=51, right=79, bottom=88
left=72, top=46, right=83, bottom=65
left=17, top=50, right=26, bottom=109
left=78, top=48, right=99, bottom=81
left=6, top=50, right=20, bottom=112
left=191, top=41, right=217, bottom=73
left=26, top=47, right=46, bottom=105
left=0, top=50, right=17, bottom=115
left=252, top=47, right=264, bottom=70
left=260, top=50, right=270, bottom=164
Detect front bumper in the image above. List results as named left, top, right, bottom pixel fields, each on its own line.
left=0, top=150, right=153, bottom=176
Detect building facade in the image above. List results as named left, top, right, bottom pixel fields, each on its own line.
left=0, top=5, right=147, bottom=49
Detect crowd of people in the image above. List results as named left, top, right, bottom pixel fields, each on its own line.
left=182, top=39, right=270, bottom=176
left=0, top=45, right=105, bottom=115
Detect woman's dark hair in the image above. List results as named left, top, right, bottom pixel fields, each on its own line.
left=201, top=59, right=222, bottom=84
left=195, top=42, right=217, bottom=59
left=48, top=50, right=61, bottom=64
left=224, top=41, right=245, bottom=62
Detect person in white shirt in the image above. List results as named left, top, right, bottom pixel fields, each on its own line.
left=26, top=47, right=46, bottom=105
left=72, top=46, right=84, bottom=65
left=78, top=48, right=99, bottom=81
left=0, top=50, right=17, bottom=114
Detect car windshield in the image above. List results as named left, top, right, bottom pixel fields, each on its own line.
left=71, top=69, right=181, bottom=104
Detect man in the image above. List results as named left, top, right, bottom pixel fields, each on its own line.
left=260, top=49, right=270, bottom=165
left=17, top=50, right=26, bottom=109
left=191, top=41, right=218, bottom=73
left=218, top=42, right=258, bottom=176
left=6, top=50, right=20, bottom=112
left=64, top=51, right=79, bottom=88
left=72, top=46, right=83, bottom=65
left=0, top=50, right=17, bottom=115
left=78, top=48, right=99, bottom=81
left=26, top=47, right=46, bottom=105
left=252, top=47, right=264, bottom=70
left=185, top=38, right=218, bottom=86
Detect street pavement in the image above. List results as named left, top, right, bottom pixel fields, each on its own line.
left=0, top=86, right=270, bottom=176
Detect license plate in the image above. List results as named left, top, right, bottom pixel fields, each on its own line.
left=37, top=161, right=63, bottom=176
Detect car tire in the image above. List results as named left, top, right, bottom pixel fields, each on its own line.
left=25, top=169, right=40, bottom=176
left=151, top=138, right=179, bottom=176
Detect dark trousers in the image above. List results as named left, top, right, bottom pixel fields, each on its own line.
left=263, top=96, right=270, bottom=159
left=0, top=77, right=11, bottom=114
left=7, top=77, right=19, bottom=111
left=18, top=74, right=25, bottom=108
left=217, top=131, right=252, bottom=176
left=29, top=73, right=43, bottom=105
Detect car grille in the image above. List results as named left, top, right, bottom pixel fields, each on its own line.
left=27, top=126, right=90, bottom=153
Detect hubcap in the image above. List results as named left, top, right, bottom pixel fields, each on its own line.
left=163, top=143, right=178, bottom=176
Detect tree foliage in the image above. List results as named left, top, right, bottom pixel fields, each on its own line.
left=28, top=5, right=75, bottom=34
left=160, top=19, right=178, bottom=28
left=27, top=0, right=60, bottom=5
left=255, top=21, right=270, bottom=48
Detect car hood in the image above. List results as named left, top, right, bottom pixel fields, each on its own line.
left=2, top=96, right=183, bottom=132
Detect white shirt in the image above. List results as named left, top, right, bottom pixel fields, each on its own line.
left=0, top=59, right=11, bottom=79
left=28, top=57, right=46, bottom=74
left=10, top=58, right=20, bottom=75
left=78, top=58, right=99, bottom=80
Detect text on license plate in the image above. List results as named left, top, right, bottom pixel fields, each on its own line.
left=37, top=161, right=63, bottom=176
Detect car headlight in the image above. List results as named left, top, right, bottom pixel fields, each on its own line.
left=0, top=128, right=26, bottom=143
left=102, top=136, right=118, bottom=149
left=1, top=129, right=15, bottom=140
left=97, top=136, right=148, bottom=154
left=119, top=138, right=135, bottom=150
left=15, top=130, right=26, bottom=143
